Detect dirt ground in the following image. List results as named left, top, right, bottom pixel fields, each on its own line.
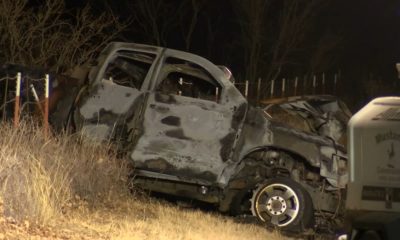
left=0, top=197, right=281, bottom=240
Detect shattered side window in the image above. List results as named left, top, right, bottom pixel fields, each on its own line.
left=157, top=58, right=222, bottom=103
left=102, top=51, right=155, bottom=89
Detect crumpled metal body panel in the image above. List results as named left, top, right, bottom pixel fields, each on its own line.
left=74, top=42, right=348, bottom=189
left=238, top=95, right=350, bottom=188
left=76, top=80, right=145, bottom=141
left=131, top=94, right=233, bottom=184
left=75, top=42, right=248, bottom=186
left=262, top=95, right=351, bottom=147
left=130, top=48, right=248, bottom=185
left=74, top=43, right=162, bottom=142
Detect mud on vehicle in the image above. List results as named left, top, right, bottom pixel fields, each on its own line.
left=47, top=42, right=349, bottom=234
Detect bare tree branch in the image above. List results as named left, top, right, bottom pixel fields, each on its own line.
left=0, top=0, right=127, bottom=73
left=128, top=0, right=180, bottom=47
left=233, top=0, right=329, bottom=98
left=179, top=0, right=206, bottom=51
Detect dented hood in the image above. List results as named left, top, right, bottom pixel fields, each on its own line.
left=262, top=95, right=351, bottom=148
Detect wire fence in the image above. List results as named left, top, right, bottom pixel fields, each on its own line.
left=233, top=71, right=341, bottom=103
left=0, top=70, right=341, bottom=138
left=0, top=72, right=50, bottom=137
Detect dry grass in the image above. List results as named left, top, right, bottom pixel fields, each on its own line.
left=62, top=197, right=278, bottom=240
left=0, top=121, right=279, bottom=240
left=0, top=121, right=128, bottom=224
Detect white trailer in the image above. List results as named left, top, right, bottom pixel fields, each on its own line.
left=346, top=97, right=400, bottom=240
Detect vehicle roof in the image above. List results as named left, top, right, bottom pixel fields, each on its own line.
left=105, top=42, right=163, bottom=54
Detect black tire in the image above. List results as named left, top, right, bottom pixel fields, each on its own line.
left=229, top=188, right=253, bottom=216
left=251, top=177, right=314, bottom=233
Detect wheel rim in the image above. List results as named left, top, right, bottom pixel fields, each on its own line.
left=254, top=183, right=300, bottom=227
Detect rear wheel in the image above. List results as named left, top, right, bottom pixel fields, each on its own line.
left=251, top=178, right=314, bottom=232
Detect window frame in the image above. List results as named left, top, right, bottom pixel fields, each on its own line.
left=93, top=49, right=159, bottom=92
left=155, top=56, right=223, bottom=103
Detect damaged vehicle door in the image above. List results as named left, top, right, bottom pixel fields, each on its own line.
left=131, top=49, right=247, bottom=185
left=68, top=42, right=349, bottom=235
left=74, top=49, right=159, bottom=142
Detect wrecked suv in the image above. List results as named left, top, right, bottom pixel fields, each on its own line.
left=54, top=42, right=348, bottom=233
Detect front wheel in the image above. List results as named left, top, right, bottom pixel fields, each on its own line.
left=250, top=178, right=314, bottom=233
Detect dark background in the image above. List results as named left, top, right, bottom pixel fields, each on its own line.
left=28, top=0, right=400, bottom=110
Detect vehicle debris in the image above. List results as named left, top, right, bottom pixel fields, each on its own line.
left=0, top=42, right=351, bottom=234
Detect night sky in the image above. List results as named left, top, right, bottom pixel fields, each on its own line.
left=36, top=0, right=400, bottom=109
left=335, top=0, right=400, bottom=109
left=340, top=1, right=400, bottom=76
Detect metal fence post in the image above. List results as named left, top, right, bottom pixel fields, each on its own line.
left=13, top=73, right=21, bottom=128
left=257, top=77, right=261, bottom=103
left=44, top=74, right=50, bottom=138
left=312, top=75, right=316, bottom=95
